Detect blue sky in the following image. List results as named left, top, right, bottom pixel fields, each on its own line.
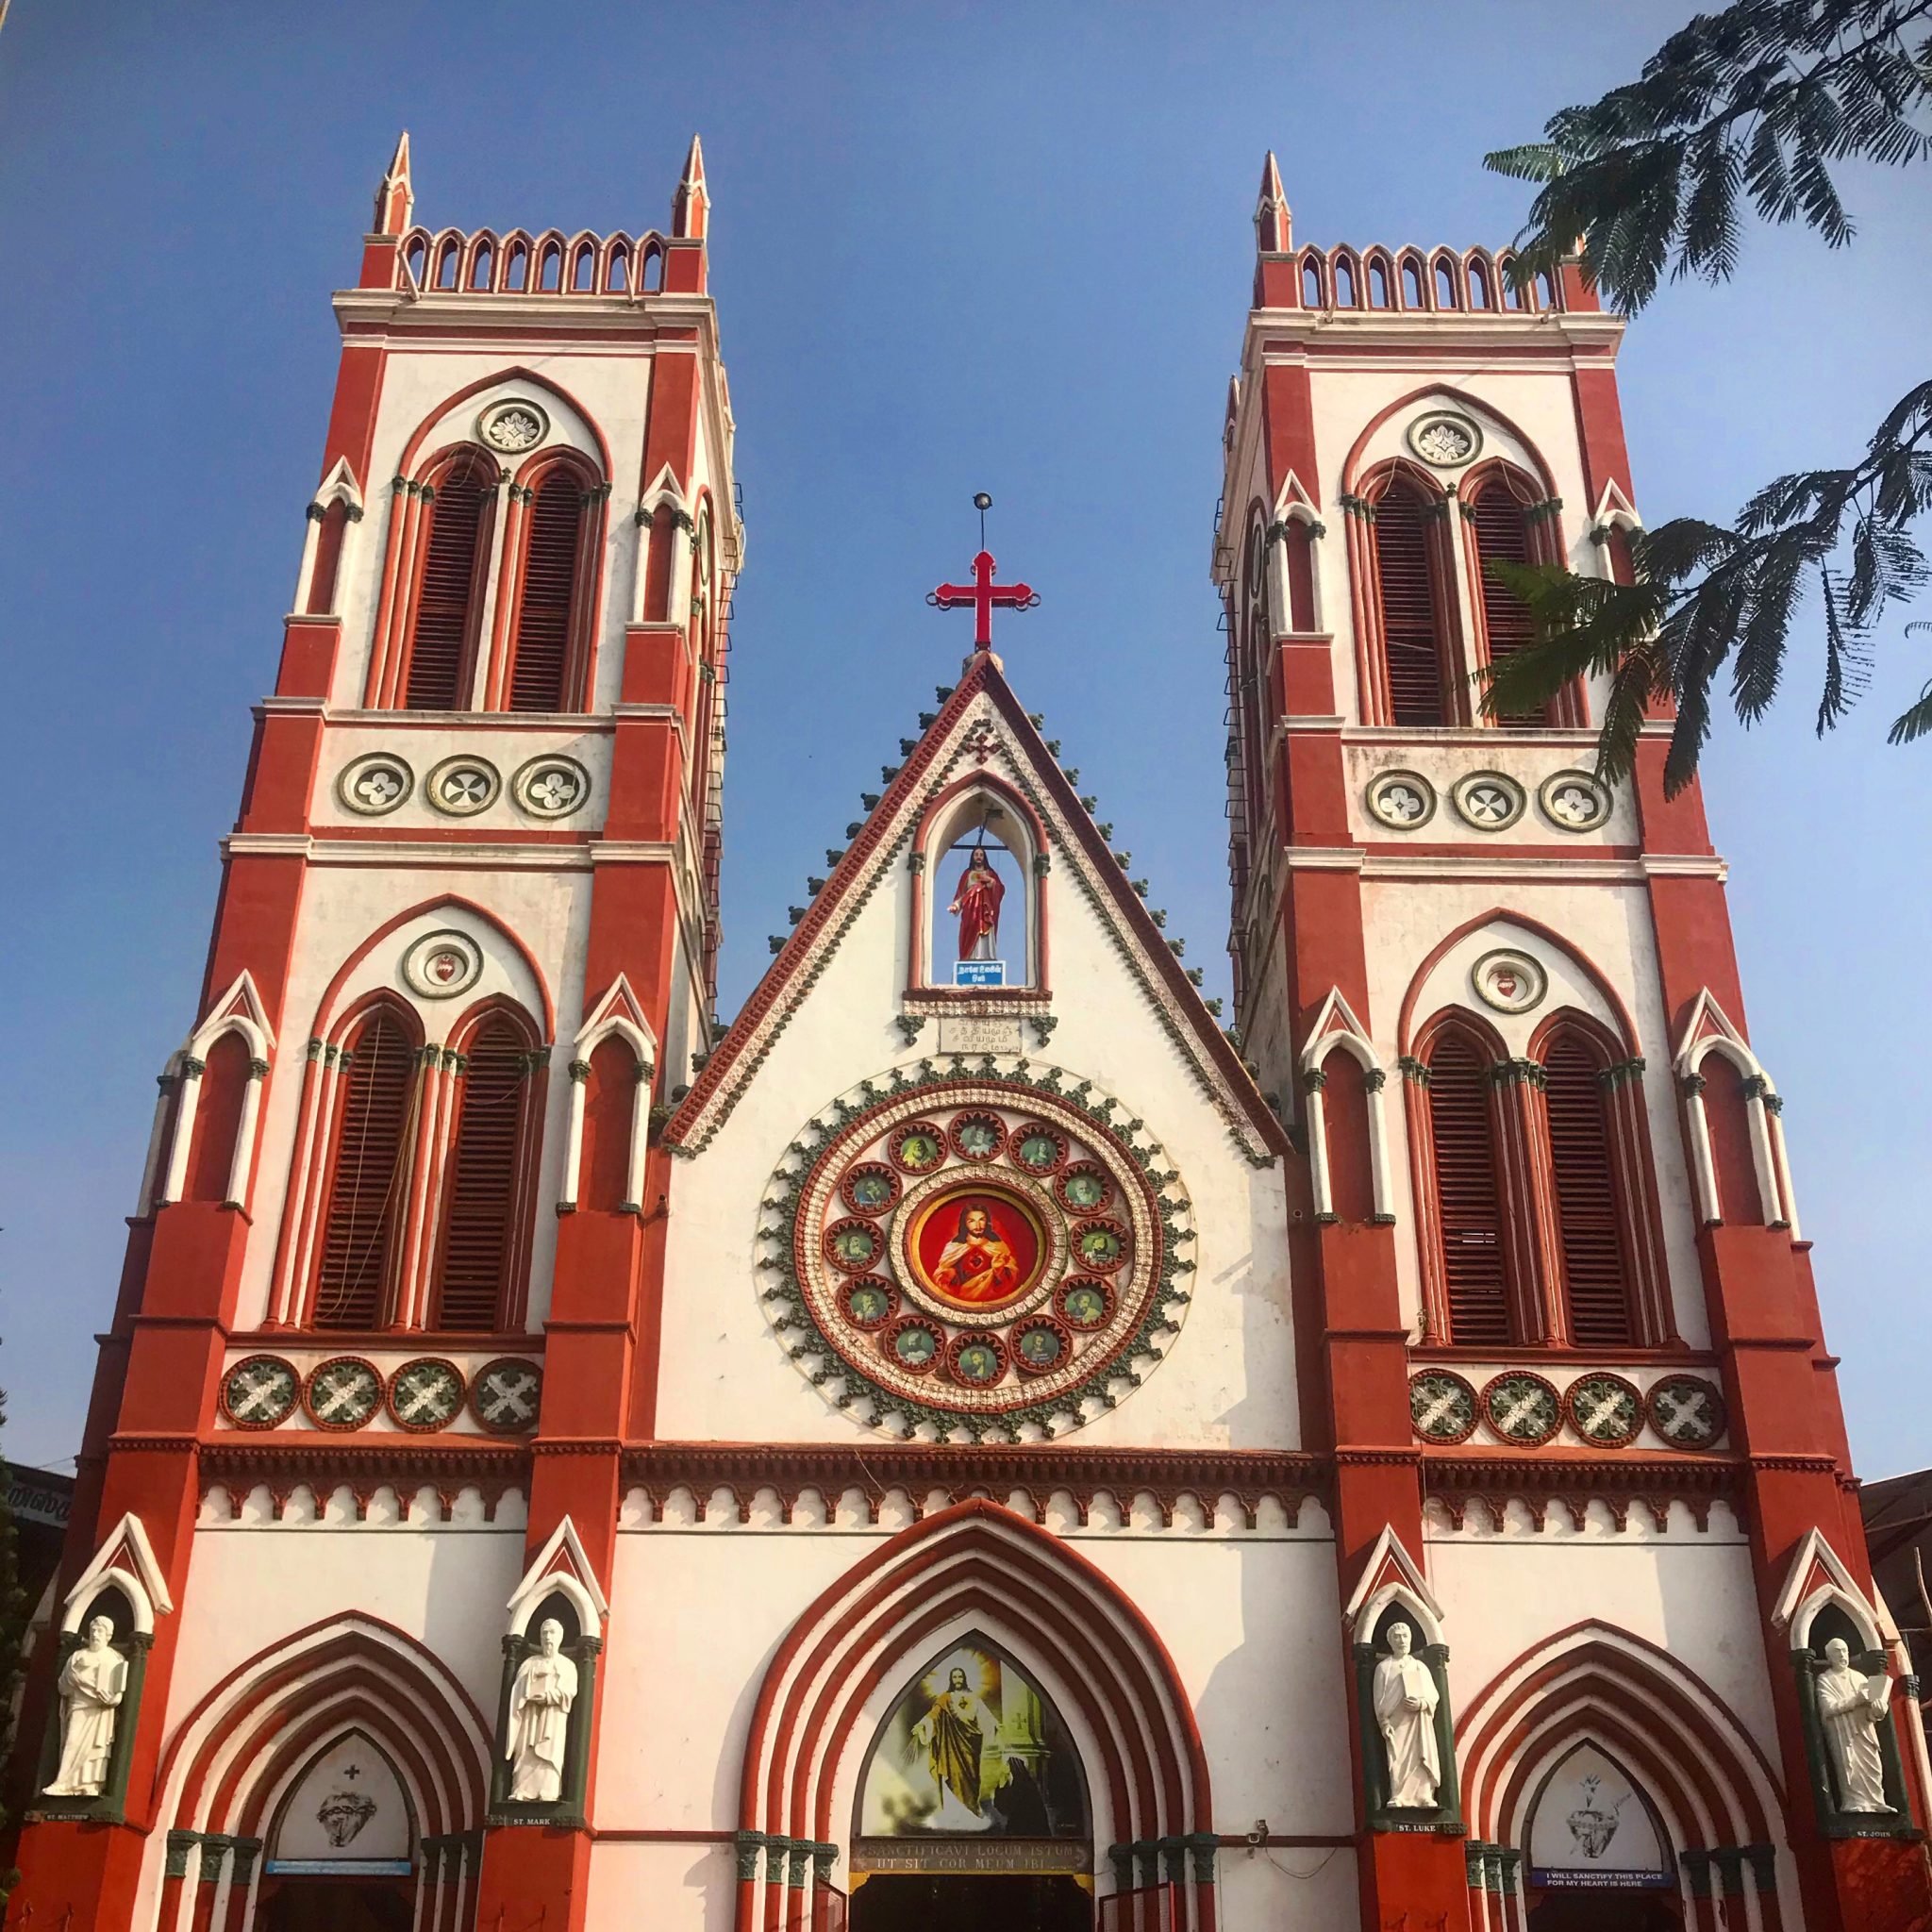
left=3, top=4, right=1926, bottom=1475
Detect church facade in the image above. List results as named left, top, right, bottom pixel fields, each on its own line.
left=10, top=141, right=1930, bottom=1932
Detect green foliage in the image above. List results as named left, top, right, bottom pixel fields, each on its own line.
left=1482, top=0, right=1932, bottom=786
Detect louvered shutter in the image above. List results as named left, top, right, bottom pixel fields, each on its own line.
left=508, top=474, right=582, bottom=711
left=405, top=464, right=490, bottom=709
left=1374, top=489, right=1448, bottom=725
left=314, top=1010, right=414, bottom=1328
left=1542, top=1036, right=1634, bottom=1343
left=431, top=1020, right=525, bottom=1330
left=1426, top=1037, right=1512, bottom=1344
left=1468, top=487, right=1543, bottom=724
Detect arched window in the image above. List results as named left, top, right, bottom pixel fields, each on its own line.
left=1334, top=254, right=1358, bottom=308
left=1499, top=255, right=1524, bottom=310
left=641, top=242, right=664, bottom=293
left=1370, top=475, right=1453, bottom=725
left=1367, top=255, right=1393, bottom=308
left=1433, top=257, right=1459, bottom=308
left=539, top=242, right=562, bottom=291
left=1401, top=256, right=1426, bottom=308
left=470, top=242, right=494, bottom=291
left=505, top=240, right=529, bottom=291
left=429, top=1017, right=528, bottom=1330
left=1464, top=471, right=1548, bottom=724
left=313, top=1007, right=417, bottom=1329
left=1420, top=1029, right=1516, bottom=1344
left=435, top=237, right=459, bottom=290
left=1320, top=1046, right=1378, bottom=1223
left=403, top=451, right=495, bottom=710
left=608, top=242, right=630, bottom=292
left=1302, top=257, right=1324, bottom=307
left=182, top=1032, right=251, bottom=1205
left=506, top=468, right=585, bottom=711
left=1467, top=258, right=1493, bottom=309
left=1540, top=1029, right=1636, bottom=1344
left=1700, top=1052, right=1762, bottom=1224
left=572, top=242, right=595, bottom=291
left=579, top=1035, right=638, bottom=1212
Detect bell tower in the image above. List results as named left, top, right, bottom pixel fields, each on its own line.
left=8, top=135, right=741, bottom=1929
left=1214, top=155, right=1932, bottom=1932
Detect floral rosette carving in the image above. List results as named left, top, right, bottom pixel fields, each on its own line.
left=757, top=1058, right=1196, bottom=1439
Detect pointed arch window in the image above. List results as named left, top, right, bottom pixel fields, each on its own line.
left=1366, top=474, right=1456, bottom=726
left=506, top=467, right=586, bottom=711
left=429, top=1016, right=532, bottom=1331
left=404, top=451, right=496, bottom=710
left=313, top=1007, right=419, bottom=1330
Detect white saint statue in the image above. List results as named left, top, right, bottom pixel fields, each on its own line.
left=507, top=1618, right=579, bottom=1804
left=1817, top=1636, right=1892, bottom=1814
left=44, top=1615, right=127, bottom=1798
left=1372, top=1622, right=1441, bottom=1809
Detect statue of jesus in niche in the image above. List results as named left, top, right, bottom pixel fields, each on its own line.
left=949, top=844, right=1005, bottom=962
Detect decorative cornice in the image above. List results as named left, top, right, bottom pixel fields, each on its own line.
left=617, top=1441, right=1325, bottom=1528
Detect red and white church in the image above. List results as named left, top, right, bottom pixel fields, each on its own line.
left=10, top=139, right=1929, bottom=1932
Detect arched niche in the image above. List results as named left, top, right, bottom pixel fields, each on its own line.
left=267, top=1731, right=416, bottom=1874
left=852, top=1631, right=1090, bottom=1866
left=914, top=783, right=1044, bottom=992
left=1523, top=1740, right=1674, bottom=1898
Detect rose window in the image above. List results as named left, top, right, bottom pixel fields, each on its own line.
left=760, top=1065, right=1195, bottom=1436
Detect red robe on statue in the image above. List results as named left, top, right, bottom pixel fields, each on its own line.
left=950, top=856, right=1004, bottom=961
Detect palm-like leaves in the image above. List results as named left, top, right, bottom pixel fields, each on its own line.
left=1482, top=0, right=1932, bottom=785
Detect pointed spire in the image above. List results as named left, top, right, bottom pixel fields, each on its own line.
left=374, top=130, right=413, bottom=236
left=672, top=134, right=709, bottom=241
left=1255, top=150, right=1291, bottom=255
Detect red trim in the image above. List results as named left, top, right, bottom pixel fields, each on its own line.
left=1339, top=383, right=1561, bottom=499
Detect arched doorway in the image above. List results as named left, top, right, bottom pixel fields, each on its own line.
left=849, top=1634, right=1091, bottom=1932
left=254, top=1733, right=417, bottom=1932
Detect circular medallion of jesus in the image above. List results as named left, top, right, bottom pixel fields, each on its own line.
left=760, top=1062, right=1195, bottom=1436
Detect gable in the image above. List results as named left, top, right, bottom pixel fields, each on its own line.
left=667, top=655, right=1283, bottom=1166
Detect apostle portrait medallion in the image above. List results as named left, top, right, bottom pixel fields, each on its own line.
left=760, top=1060, right=1195, bottom=1437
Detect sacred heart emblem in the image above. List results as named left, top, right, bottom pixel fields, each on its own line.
left=318, top=1788, right=378, bottom=1848
left=1566, top=1775, right=1619, bottom=1859
left=427, top=950, right=462, bottom=983
left=1492, top=970, right=1520, bottom=999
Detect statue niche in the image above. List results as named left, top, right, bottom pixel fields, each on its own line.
left=1797, top=1606, right=1911, bottom=1836
left=1353, top=1601, right=1460, bottom=1832
left=491, top=1594, right=598, bottom=1825
left=917, top=788, right=1041, bottom=994
left=34, top=1586, right=148, bottom=1821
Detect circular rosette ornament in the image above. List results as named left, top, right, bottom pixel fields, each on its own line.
left=758, top=1064, right=1195, bottom=1437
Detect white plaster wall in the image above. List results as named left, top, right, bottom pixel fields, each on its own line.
left=164, top=1523, right=524, bottom=1734
left=1357, top=877, right=1708, bottom=1347
left=235, top=863, right=593, bottom=1328
left=655, top=852, right=1296, bottom=1450
left=1427, top=1512, right=1780, bottom=1766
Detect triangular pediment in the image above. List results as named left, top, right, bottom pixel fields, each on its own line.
left=1672, top=988, right=1757, bottom=1075
left=1772, top=1527, right=1890, bottom=1645
left=64, top=1511, right=173, bottom=1633
left=191, top=969, right=276, bottom=1058
left=1342, top=1524, right=1441, bottom=1641
left=508, top=1514, right=608, bottom=1635
left=665, top=654, right=1283, bottom=1164
left=575, top=974, right=657, bottom=1066
left=1300, top=989, right=1375, bottom=1074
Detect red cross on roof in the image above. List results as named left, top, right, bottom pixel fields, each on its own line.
left=927, top=549, right=1039, bottom=652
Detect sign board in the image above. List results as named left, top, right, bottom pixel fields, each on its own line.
left=1526, top=1742, right=1673, bottom=1890
left=955, top=959, right=1007, bottom=988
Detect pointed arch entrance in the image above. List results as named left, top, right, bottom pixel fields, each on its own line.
left=736, top=1500, right=1213, bottom=1932
left=849, top=1631, right=1091, bottom=1932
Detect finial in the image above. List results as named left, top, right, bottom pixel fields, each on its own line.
left=1255, top=150, right=1291, bottom=255
left=375, top=130, right=413, bottom=237
left=674, top=135, right=709, bottom=241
